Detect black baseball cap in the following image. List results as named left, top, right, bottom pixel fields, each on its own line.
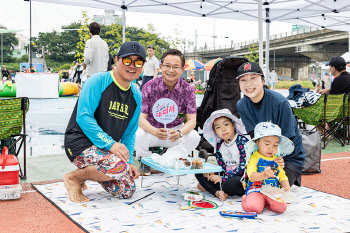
left=236, top=62, right=264, bottom=79
left=327, top=56, right=346, bottom=71
left=117, top=41, right=146, bottom=61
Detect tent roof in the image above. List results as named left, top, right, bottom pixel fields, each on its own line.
left=32, top=0, right=350, bottom=31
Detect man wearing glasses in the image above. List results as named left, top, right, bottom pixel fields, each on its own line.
left=64, top=41, right=145, bottom=203
left=140, top=45, right=159, bottom=90
left=135, top=49, right=200, bottom=175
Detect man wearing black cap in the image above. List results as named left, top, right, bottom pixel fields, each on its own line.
left=319, top=56, right=350, bottom=94
left=63, top=41, right=146, bottom=203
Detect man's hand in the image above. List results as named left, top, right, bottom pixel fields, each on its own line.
left=168, top=129, right=181, bottom=142
left=128, top=164, right=139, bottom=181
left=110, top=142, right=129, bottom=163
left=318, top=88, right=329, bottom=94
left=274, top=156, right=285, bottom=169
left=156, top=128, right=168, bottom=140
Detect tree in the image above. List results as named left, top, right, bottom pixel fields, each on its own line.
left=18, top=54, right=29, bottom=63
left=126, top=24, right=171, bottom=58
left=0, top=25, right=19, bottom=63
left=244, top=43, right=260, bottom=62
left=100, top=20, right=124, bottom=57
left=75, top=10, right=91, bottom=63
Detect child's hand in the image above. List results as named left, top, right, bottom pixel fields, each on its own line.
left=263, top=166, right=276, bottom=178
left=204, top=173, right=214, bottom=179
left=283, top=186, right=291, bottom=192
left=208, top=175, right=222, bottom=184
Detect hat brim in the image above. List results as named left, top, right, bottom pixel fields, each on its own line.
left=245, top=134, right=294, bottom=159
left=203, top=110, right=246, bottom=152
left=236, top=72, right=264, bottom=79
left=118, top=53, right=146, bottom=61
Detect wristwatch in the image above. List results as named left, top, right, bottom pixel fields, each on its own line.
left=177, top=130, right=183, bottom=138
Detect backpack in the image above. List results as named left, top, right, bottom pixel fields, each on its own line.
left=197, top=56, right=249, bottom=129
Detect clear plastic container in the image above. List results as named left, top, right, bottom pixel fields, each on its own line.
left=0, top=184, right=22, bottom=200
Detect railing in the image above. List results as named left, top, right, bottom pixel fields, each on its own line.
left=192, top=27, right=326, bottom=53
left=296, top=44, right=348, bottom=53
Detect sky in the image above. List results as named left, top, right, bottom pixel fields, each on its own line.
left=1, top=0, right=295, bottom=51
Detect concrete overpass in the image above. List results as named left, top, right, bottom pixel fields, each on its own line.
left=185, top=28, right=349, bottom=80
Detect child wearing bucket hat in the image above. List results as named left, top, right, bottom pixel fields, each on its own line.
left=241, top=122, right=294, bottom=214
left=195, top=109, right=248, bottom=201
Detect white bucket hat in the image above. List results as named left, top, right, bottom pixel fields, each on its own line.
left=203, top=109, right=247, bottom=153
left=244, top=122, right=294, bottom=161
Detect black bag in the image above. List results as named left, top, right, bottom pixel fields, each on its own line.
left=301, top=130, right=321, bottom=174
left=196, top=56, right=249, bottom=129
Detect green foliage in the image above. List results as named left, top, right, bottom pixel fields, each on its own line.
left=244, top=43, right=259, bottom=62
left=100, top=21, right=124, bottom=57
left=75, top=10, right=91, bottom=63
left=0, top=25, right=19, bottom=63
left=17, top=54, right=29, bottom=63
left=1, top=63, right=20, bottom=71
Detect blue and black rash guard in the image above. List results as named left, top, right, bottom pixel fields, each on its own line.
left=64, top=71, right=141, bottom=164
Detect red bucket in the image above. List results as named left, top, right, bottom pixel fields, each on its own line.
left=0, top=147, right=19, bottom=185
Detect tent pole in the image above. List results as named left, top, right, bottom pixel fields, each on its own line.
left=265, top=5, right=270, bottom=84
left=258, top=0, right=263, bottom=70
left=1, top=33, right=3, bottom=67
left=265, top=21, right=270, bottom=85
left=122, top=5, right=126, bottom=43
left=29, top=0, right=32, bottom=70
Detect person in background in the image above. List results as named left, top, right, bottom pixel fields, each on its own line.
left=2, top=66, right=10, bottom=81
left=318, top=56, right=350, bottom=95
left=21, top=66, right=27, bottom=73
left=140, top=45, right=159, bottom=90
left=323, top=73, right=331, bottom=90
left=82, top=22, right=109, bottom=78
left=268, top=69, right=278, bottom=91
left=72, top=62, right=83, bottom=96
left=62, top=69, right=69, bottom=82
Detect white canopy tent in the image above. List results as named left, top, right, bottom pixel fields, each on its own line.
left=30, top=0, right=350, bottom=78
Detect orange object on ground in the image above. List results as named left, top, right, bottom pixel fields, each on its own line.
left=61, top=82, right=78, bottom=96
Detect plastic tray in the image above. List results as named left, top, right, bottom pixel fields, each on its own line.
left=141, top=157, right=223, bottom=176
left=0, top=184, right=22, bottom=200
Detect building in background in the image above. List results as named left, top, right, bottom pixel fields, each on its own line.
left=93, top=10, right=123, bottom=26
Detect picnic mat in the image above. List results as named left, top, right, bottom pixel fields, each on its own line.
left=33, top=173, right=350, bottom=233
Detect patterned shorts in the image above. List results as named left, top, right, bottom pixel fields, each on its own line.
left=73, top=145, right=136, bottom=199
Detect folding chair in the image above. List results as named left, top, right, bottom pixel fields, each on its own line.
left=293, top=93, right=347, bottom=149
left=0, top=97, right=29, bottom=179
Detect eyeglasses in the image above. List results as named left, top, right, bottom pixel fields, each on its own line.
left=162, top=64, right=183, bottom=71
left=122, top=57, right=144, bottom=68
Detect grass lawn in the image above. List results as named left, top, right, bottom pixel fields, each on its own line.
left=275, top=80, right=315, bottom=89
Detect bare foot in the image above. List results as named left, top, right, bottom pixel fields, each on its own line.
left=63, top=173, right=90, bottom=203
left=215, top=190, right=229, bottom=201
left=81, top=182, right=88, bottom=191
left=197, top=183, right=206, bottom=192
